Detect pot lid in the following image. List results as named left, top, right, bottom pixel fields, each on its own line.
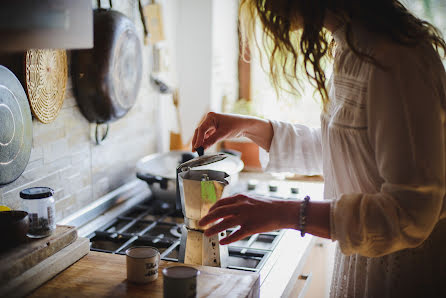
left=136, top=151, right=244, bottom=180
left=0, top=65, right=33, bottom=186
left=177, top=153, right=227, bottom=171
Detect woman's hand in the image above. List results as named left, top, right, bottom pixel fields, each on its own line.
left=192, top=112, right=274, bottom=151
left=198, top=194, right=300, bottom=245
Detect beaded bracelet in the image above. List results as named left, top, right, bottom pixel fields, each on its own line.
left=299, top=195, right=310, bottom=237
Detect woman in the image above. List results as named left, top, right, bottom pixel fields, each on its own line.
left=194, top=0, right=446, bottom=297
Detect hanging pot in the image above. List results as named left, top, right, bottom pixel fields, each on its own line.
left=71, top=3, right=143, bottom=144
left=0, top=66, right=33, bottom=186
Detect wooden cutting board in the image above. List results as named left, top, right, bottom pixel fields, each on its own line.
left=29, top=251, right=260, bottom=298
left=1, top=237, right=90, bottom=297
left=0, top=225, right=77, bottom=283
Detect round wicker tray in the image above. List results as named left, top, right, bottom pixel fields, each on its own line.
left=25, top=49, right=67, bottom=124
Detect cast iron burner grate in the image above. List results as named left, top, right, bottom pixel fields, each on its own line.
left=87, top=199, right=283, bottom=272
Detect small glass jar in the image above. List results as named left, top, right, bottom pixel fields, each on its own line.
left=20, top=187, right=56, bottom=238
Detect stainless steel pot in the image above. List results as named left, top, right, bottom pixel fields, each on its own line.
left=136, top=151, right=244, bottom=205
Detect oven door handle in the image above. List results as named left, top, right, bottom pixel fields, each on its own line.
left=136, top=173, right=169, bottom=190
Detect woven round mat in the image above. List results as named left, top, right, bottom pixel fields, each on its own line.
left=25, top=49, right=67, bottom=124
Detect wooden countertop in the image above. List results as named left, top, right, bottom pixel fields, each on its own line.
left=29, top=251, right=259, bottom=298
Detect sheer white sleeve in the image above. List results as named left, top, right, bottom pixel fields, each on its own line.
left=260, top=120, right=323, bottom=175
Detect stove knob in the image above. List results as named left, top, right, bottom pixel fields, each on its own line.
left=247, top=180, right=258, bottom=191
left=290, top=187, right=299, bottom=194
left=269, top=183, right=278, bottom=192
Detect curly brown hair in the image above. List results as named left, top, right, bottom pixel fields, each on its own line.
left=239, top=0, right=446, bottom=108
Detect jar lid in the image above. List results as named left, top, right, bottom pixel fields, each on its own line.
left=20, top=187, right=54, bottom=199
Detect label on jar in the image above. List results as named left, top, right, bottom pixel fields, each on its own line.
left=29, top=213, right=39, bottom=228
left=47, top=206, right=55, bottom=228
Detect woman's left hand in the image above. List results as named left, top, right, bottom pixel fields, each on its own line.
left=198, top=194, right=300, bottom=245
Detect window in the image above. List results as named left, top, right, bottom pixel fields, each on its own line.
left=243, top=1, right=446, bottom=127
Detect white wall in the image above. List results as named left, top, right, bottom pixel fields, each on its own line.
left=176, top=0, right=239, bottom=145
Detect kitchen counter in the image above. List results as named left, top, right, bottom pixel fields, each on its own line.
left=48, top=172, right=325, bottom=297
left=29, top=234, right=315, bottom=298
left=29, top=251, right=260, bottom=298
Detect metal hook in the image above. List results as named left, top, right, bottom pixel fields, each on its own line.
left=95, top=123, right=110, bottom=145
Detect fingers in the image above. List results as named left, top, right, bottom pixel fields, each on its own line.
left=192, top=129, right=198, bottom=152
left=204, top=216, right=239, bottom=237
left=220, top=228, right=249, bottom=245
left=199, top=205, right=239, bottom=227
left=193, top=113, right=216, bottom=149
left=201, top=133, right=222, bottom=150
left=208, top=194, right=247, bottom=213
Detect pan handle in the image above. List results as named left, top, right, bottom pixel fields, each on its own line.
left=136, top=172, right=169, bottom=190
left=95, top=123, right=110, bottom=145
left=96, top=0, right=112, bottom=9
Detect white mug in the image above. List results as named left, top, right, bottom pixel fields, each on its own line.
left=126, top=246, right=161, bottom=283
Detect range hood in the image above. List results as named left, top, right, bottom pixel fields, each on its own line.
left=0, top=0, right=93, bottom=51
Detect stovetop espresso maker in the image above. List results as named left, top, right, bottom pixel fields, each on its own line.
left=177, top=154, right=231, bottom=267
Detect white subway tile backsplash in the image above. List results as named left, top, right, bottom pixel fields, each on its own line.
left=0, top=0, right=158, bottom=219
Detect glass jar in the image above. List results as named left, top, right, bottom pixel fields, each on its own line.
left=20, top=187, right=56, bottom=238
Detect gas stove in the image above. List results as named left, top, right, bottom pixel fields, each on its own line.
left=63, top=173, right=323, bottom=274
left=86, top=197, right=282, bottom=272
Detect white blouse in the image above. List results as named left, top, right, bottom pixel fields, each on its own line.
left=262, top=25, right=446, bottom=297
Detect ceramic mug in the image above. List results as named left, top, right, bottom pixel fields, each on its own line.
left=126, top=246, right=161, bottom=283
left=163, top=266, right=200, bottom=298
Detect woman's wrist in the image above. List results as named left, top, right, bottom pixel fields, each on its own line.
left=275, top=199, right=331, bottom=239
left=275, top=200, right=300, bottom=230
left=241, top=117, right=274, bottom=151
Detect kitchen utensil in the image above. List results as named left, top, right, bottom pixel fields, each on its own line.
left=142, top=3, right=165, bottom=45
left=177, top=169, right=229, bottom=267
left=24, top=49, right=67, bottom=124
left=0, top=211, right=29, bottom=250
left=71, top=2, right=143, bottom=143
left=136, top=151, right=244, bottom=204
left=162, top=266, right=199, bottom=298
left=0, top=225, right=78, bottom=283
left=0, top=236, right=89, bottom=298
left=170, top=89, right=188, bottom=151
left=196, top=146, right=204, bottom=156
left=126, top=246, right=160, bottom=284
left=20, top=187, right=56, bottom=238
left=0, top=65, right=32, bottom=186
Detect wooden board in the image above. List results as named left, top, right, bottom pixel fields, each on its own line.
left=30, top=251, right=260, bottom=298
left=0, top=225, right=77, bottom=283
left=0, top=237, right=90, bottom=297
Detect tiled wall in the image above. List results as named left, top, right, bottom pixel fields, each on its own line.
left=0, top=0, right=159, bottom=221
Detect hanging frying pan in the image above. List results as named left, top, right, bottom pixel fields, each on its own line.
left=71, top=2, right=143, bottom=144
left=0, top=65, right=32, bottom=186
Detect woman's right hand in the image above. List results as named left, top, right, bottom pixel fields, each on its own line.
left=192, top=112, right=274, bottom=151
left=192, top=112, right=248, bottom=151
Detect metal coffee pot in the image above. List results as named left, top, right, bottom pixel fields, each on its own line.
left=177, top=154, right=231, bottom=267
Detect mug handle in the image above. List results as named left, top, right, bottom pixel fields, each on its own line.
left=157, top=252, right=161, bottom=268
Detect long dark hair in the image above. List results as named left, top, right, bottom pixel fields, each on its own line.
left=240, top=0, right=446, bottom=107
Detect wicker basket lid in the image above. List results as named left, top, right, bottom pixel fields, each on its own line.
left=25, top=49, right=67, bottom=124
